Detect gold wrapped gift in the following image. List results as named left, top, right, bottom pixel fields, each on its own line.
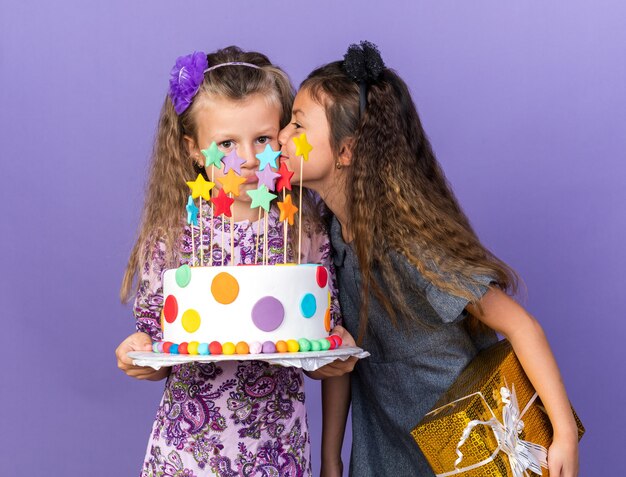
left=411, top=339, right=584, bottom=477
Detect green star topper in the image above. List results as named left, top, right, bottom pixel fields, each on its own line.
left=201, top=141, right=225, bottom=169
left=246, top=184, right=277, bottom=212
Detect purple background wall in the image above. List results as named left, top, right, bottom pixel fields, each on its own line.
left=1, top=1, right=624, bottom=475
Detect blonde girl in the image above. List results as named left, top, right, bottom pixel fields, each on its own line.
left=116, top=46, right=340, bottom=477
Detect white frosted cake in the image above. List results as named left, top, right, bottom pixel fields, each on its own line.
left=154, top=263, right=338, bottom=355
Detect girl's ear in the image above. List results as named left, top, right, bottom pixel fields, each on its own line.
left=338, top=137, right=355, bottom=167
left=183, top=135, right=203, bottom=167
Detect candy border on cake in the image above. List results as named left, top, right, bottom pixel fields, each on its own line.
left=152, top=334, right=343, bottom=355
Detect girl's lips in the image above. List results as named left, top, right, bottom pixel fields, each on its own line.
left=244, top=175, right=258, bottom=184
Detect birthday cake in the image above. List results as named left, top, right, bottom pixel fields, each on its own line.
left=155, top=263, right=336, bottom=355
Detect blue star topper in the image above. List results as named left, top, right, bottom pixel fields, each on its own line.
left=255, top=144, right=281, bottom=171
left=186, top=195, right=199, bottom=226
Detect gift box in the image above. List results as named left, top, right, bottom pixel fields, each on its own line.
left=411, top=339, right=584, bottom=477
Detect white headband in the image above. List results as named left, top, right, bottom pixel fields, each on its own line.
left=204, top=62, right=262, bottom=74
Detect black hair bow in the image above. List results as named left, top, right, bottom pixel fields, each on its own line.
left=343, top=41, right=385, bottom=114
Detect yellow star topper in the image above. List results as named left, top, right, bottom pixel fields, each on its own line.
left=293, top=133, right=313, bottom=161
left=217, top=169, right=246, bottom=196
left=277, top=194, right=299, bottom=225
left=186, top=174, right=215, bottom=200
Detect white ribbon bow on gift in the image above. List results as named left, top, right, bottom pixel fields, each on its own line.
left=436, top=385, right=548, bottom=477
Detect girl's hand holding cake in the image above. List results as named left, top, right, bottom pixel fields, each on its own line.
left=115, top=332, right=170, bottom=381
left=305, top=326, right=357, bottom=379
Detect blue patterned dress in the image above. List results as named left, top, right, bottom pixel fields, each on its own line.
left=134, top=205, right=340, bottom=477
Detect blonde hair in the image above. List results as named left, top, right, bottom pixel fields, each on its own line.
left=120, top=46, right=296, bottom=302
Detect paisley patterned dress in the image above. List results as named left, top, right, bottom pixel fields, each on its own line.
left=134, top=205, right=340, bottom=477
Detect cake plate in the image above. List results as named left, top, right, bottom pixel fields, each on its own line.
left=128, top=346, right=369, bottom=372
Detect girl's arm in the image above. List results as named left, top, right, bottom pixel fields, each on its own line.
left=321, top=374, right=350, bottom=477
left=466, top=288, right=579, bottom=477
left=116, top=239, right=171, bottom=382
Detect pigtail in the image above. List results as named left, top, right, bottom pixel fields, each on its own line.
left=120, top=96, right=192, bottom=302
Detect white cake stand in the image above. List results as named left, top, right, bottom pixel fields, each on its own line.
left=128, top=346, right=369, bottom=372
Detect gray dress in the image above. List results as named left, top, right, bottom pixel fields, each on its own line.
left=330, top=217, right=497, bottom=476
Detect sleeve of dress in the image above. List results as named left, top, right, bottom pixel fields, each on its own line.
left=303, top=227, right=343, bottom=328
left=425, top=274, right=494, bottom=324
left=132, top=240, right=168, bottom=341
left=390, top=250, right=494, bottom=324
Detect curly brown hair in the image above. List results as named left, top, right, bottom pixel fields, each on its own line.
left=121, top=46, right=321, bottom=302
left=301, top=61, right=518, bottom=339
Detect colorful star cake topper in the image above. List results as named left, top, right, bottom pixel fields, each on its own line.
left=218, top=169, right=246, bottom=196
left=278, top=194, right=298, bottom=225
left=293, top=133, right=313, bottom=161
left=255, top=166, right=281, bottom=191
left=276, top=161, right=294, bottom=192
left=186, top=174, right=215, bottom=200
left=222, top=149, right=246, bottom=175
left=255, top=144, right=281, bottom=170
left=201, top=141, right=225, bottom=169
left=247, top=184, right=277, bottom=212
left=210, top=188, right=235, bottom=218
left=186, top=195, right=199, bottom=225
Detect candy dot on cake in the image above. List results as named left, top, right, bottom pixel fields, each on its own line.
left=235, top=341, right=250, bottom=354
left=170, top=344, right=179, bottom=354
left=223, top=342, right=236, bottom=355
left=178, top=342, right=189, bottom=354
left=318, top=338, right=331, bottom=351
left=287, top=339, right=300, bottom=353
left=330, top=335, right=342, bottom=348
left=188, top=341, right=199, bottom=355
left=316, top=266, right=328, bottom=288
left=310, top=340, right=321, bottom=352
left=262, top=341, right=276, bottom=353
left=163, top=342, right=173, bottom=353
left=298, top=338, right=311, bottom=352
left=198, top=343, right=210, bottom=355
left=249, top=341, right=262, bottom=354
left=211, top=272, right=239, bottom=304
left=300, top=293, right=317, bottom=318
left=209, top=341, right=222, bottom=355
left=325, top=337, right=336, bottom=350
left=251, top=296, right=285, bottom=332
left=324, top=308, right=331, bottom=332
left=182, top=309, right=201, bottom=333
left=175, top=264, right=192, bottom=287
left=163, top=295, right=178, bottom=323
left=275, top=340, right=288, bottom=353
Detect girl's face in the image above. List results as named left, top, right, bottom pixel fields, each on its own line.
left=185, top=93, right=281, bottom=221
left=278, top=88, right=337, bottom=192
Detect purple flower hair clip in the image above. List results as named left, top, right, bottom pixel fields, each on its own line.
left=169, top=51, right=208, bottom=115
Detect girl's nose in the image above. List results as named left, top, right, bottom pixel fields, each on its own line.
left=238, top=144, right=259, bottom=168
left=278, top=125, right=290, bottom=147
